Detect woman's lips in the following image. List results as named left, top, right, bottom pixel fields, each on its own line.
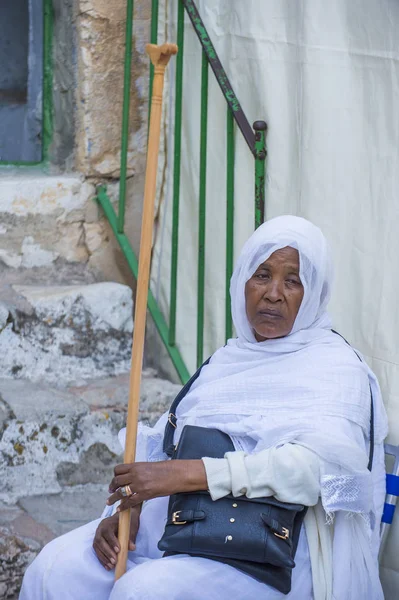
left=258, top=309, right=283, bottom=319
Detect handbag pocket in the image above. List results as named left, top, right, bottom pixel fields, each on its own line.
left=158, top=491, right=302, bottom=569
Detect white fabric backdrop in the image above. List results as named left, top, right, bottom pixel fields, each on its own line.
left=150, top=1, right=399, bottom=594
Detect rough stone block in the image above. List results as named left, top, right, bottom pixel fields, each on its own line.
left=83, top=222, right=107, bottom=254
left=75, top=0, right=150, bottom=177
left=0, top=302, right=8, bottom=331
left=0, top=175, right=97, bottom=269
left=0, top=283, right=134, bottom=385
left=0, top=370, right=180, bottom=505
left=0, top=527, right=39, bottom=600
left=0, top=379, right=123, bottom=504
left=14, top=283, right=133, bottom=332
left=68, top=370, right=181, bottom=425
left=18, top=485, right=109, bottom=538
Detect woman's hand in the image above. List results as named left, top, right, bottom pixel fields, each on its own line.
left=93, top=505, right=142, bottom=570
left=107, top=459, right=207, bottom=512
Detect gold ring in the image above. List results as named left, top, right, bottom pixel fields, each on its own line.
left=120, top=485, right=133, bottom=498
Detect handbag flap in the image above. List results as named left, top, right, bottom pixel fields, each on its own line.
left=174, top=425, right=235, bottom=460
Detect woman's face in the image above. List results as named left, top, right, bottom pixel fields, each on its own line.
left=245, top=247, right=304, bottom=341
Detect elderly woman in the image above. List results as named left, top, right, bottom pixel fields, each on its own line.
left=20, top=216, right=387, bottom=600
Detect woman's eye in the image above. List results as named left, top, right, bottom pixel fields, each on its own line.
left=255, top=272, right=269, bottom=280
left=286, top=278, right=301, bottom=285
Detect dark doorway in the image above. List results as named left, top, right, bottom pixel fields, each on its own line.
left=0, top=0, right=43, bottom=162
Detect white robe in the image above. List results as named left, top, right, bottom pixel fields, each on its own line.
left=19, top=434, right=386, bottom=599
left=19, top=495, right=313, bottom=600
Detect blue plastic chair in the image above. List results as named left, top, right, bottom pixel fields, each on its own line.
left=380, top=444, right=399, bottom=559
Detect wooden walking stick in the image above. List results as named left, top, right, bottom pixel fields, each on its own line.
left=115, top=42, right=178, bottom=581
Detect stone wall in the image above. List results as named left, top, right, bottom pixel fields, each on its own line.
left=0, top=3, right=181, bottom=595
left=0, top=0, right=152, bottom=289
left=0, top=0, right=180, bottom=383
left=75, top=0, right=150, bottom=179
left=50, top=0, right=78, bottom=169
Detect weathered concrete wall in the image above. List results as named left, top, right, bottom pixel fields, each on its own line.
left=0, top=369, right=181, bottom=598
left=0, top=282, right=134, bottom=384
left=75, top=0, right=150, bottom=178
left=0, top=5, right=182, bottom=592
left=0, top=0, right=153, bottom=287
left=0, top=174, right=94, bottom=270
left=50, top=0, right=78, bottom=169
left=0, top=173, right=140, bottom=292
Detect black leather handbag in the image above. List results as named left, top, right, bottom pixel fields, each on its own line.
left=157, top=359, right=307, bottom=595
left=158, top=424, right=307, bottom=594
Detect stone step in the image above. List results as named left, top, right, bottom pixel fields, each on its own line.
left=0, top=279, right=183, bottom=597
left=0, top=485, right=109, bottom=600
left=0, top=372, right=181, bottom=505
left=0, top=369, right=181, bottom=598
left=0, top=282, right=135, bottom=385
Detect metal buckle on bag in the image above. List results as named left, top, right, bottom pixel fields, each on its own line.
left=168, top=413, right=177, bottom=428
left=172, top=511, right=187, bottom=525
left=274, top=527, right=289, bottom=540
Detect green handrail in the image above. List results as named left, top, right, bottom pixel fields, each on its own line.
left=169, top=0, right=185, bottom=347
left=183, top=0, right=256, bottom=154
left=95, top=0, right=267, bottom=382
left=148, top=0, right=159, bottom=112
left=225, top=108, right=235, bottom=341
left=197, top=51, right=209, bottom=368
left=254, top=121, right=267, bottom=228
left=117, top=0, right=135, bottom=233
left=97, top=186, right=190, bottom=383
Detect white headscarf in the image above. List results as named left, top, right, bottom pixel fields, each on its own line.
left=231, top=214, right=333, bottom=342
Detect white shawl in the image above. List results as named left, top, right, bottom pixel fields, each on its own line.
left=134, top=216, right=388, bottom=599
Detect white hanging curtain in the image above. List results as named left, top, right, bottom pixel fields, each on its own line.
left=150, top=3, right=399, bottom=593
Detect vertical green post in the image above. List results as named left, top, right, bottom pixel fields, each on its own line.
left=117, top=0, right=135, bottom=233
left=148, top=0, right=159, bottom=110
left=225, top=108, right=235, bottom=341
left=197, top=51, right=209, bottom=368
left=169, top=0, right=185, bottom=347
left=253, top=121, right=267, bottom=229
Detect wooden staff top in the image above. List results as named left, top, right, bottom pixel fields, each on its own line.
left=146, top=43, right=178, bottom=68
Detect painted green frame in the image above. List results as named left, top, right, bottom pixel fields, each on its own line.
left=95, top=0, right=267, bottom=382
left=0, top=0, right=53, bottom=167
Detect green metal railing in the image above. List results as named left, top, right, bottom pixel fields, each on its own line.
left=95, top=0, right=267, bottom=382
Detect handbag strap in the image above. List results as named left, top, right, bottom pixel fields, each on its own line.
left=163, top=332, right=375, bottom=471
left=163, top=357, right=211, bottom=456
left=331, top=330, right=374, bottom=471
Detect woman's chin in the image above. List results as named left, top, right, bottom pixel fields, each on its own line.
left=254, top=327, right=287, bottom=341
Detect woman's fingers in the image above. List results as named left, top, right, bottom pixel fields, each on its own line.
left=103, top=525, right=120, bottom=554
left=129, top=505, right=141, bottom=550
left=114, top=463, right=131, bottom=476
left=98, top=535, right=118, bottom=567
left=107, top=484, right=139, bottom=506
left=98, top=534, right=118, bottom=564
left=93, top=543, right=114, bottom=571
left=117, top=494, right=143, bottom=512
left=92, top=516, right=120, bottom=569
left=108, top=473, right=132, bottom=494
left=106, top=488, right=124, bottom=506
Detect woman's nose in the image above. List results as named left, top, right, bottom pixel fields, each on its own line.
left=264, top=279, right=283, bottom=302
